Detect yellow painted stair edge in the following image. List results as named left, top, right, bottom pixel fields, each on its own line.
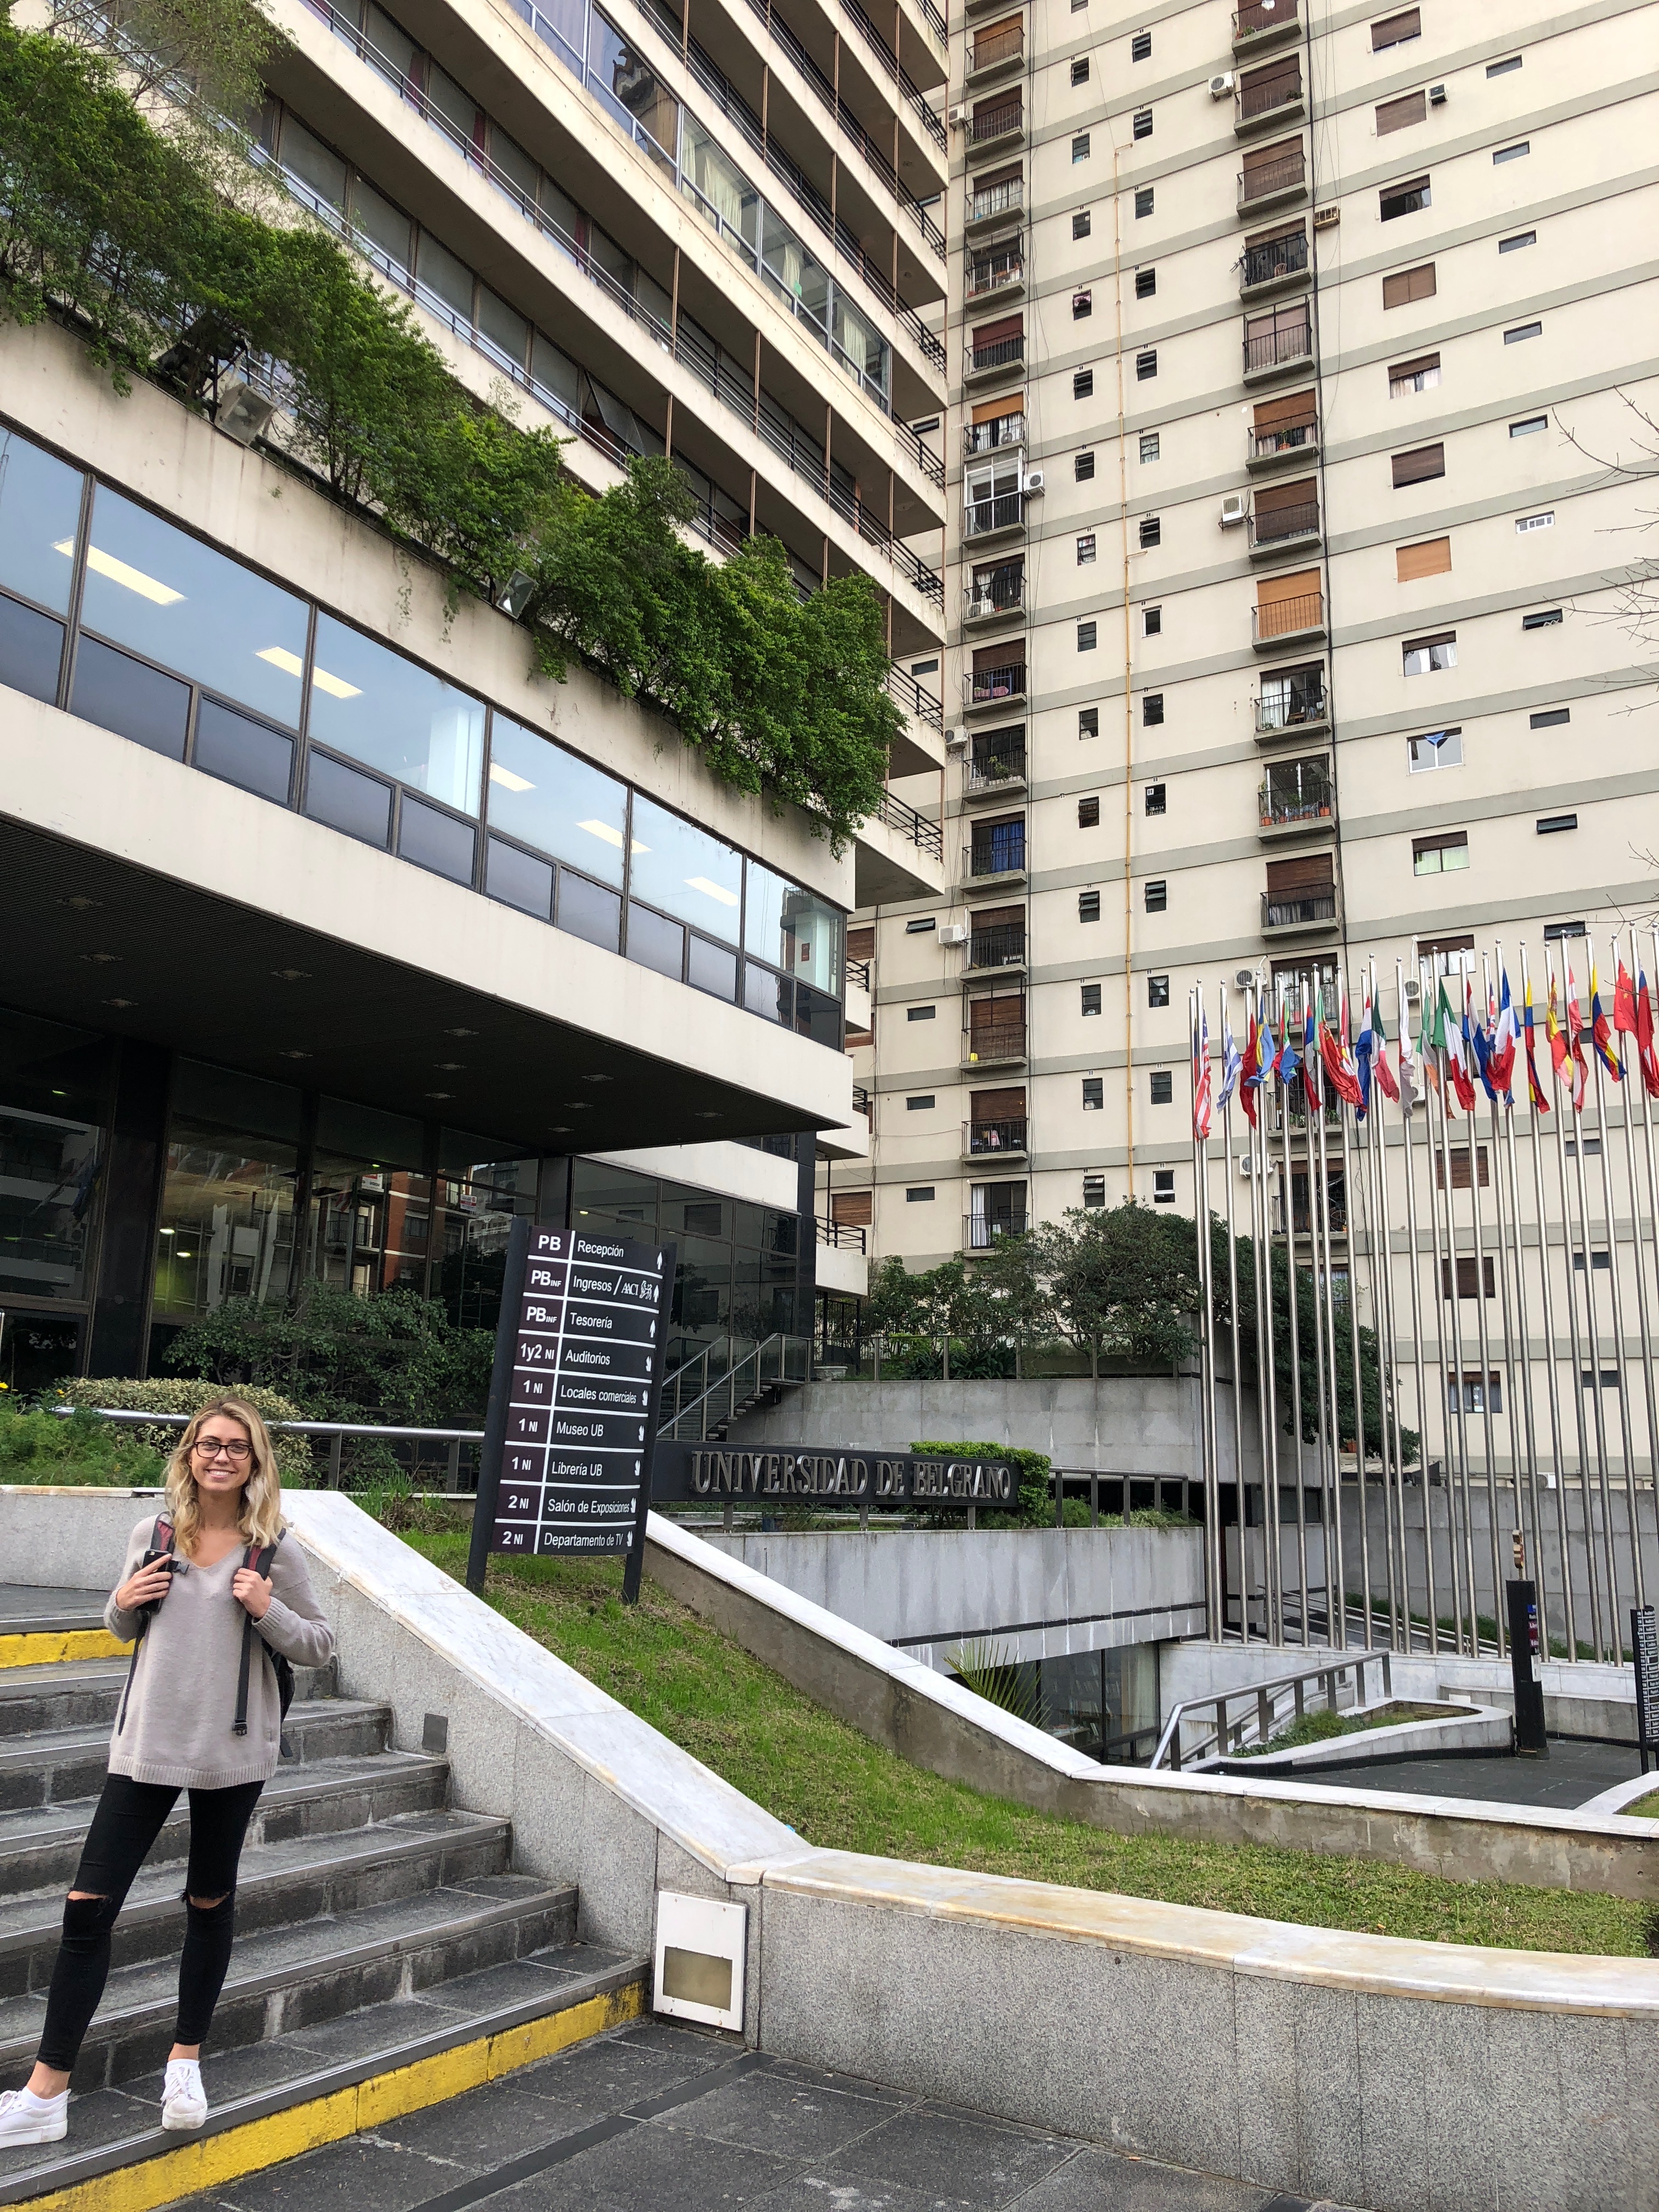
left=14, top=1977, right=646, bottom=2212
left=0, top=1634, right=131, bottom=1669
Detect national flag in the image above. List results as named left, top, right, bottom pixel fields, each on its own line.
left=1615, top=962, right=1638, bottom=1036
left=1374, top=996, right=1401, bottom=1105
left=1355, top=992, right=1375, bottom=1117
left=1638, top=970, right=1659, bottom=1099
left=1438, top=980, right=1477, bottom=1111
left=1319, top=1001, right=1362, bottom=1109
left=1522, top=975, right=1550, bottom=1115
left=1276, top=1005, right=1300, bottom=1090
left=1239, top=1011, right=1262, bottom=1128
left=1218, top=1011, right=1242, bottom=1111
left=1561, top=965, right=1589, bottom=1113
left=1397, top=1000, right=1421, bottom=1111
left=1302, top=993, right=1322, bottom=1109
left=1488, top=972, right=1518, bottom=1097
left=1193, top=1003, right=1213, bottom=1139
left=1590, top=965, right=1623, bottom=1081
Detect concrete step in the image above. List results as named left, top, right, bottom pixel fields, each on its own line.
left=0, top=1749, right=452, bottom=1898
left=0, top=1699, right=393, bottom=1812
left=0, top=1655, right=339, bottom=1738
left=0, top=1869, right=580, bottom=2089
left=0, top=1940, right=646, bottom=2207
left=0, top=1804, right=516, bottom=1993
left=0, top=1589, right=109, bottom=1639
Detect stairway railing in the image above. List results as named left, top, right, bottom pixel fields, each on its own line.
left=1148, top=1650, right=1392, bottom=1771
left=657, top=1333, right=812, bottom=1441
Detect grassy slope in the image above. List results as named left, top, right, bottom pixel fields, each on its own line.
left=405, top=1532, right=1656, bottom=1959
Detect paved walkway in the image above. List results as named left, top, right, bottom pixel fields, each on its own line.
left=1299, top=1735, right=1641, bottom=1808
left=173, top=2018, right=1358, bottom=2212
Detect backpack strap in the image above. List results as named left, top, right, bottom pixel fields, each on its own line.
left=233, top=1534, right=283, bottom=1737
left=116, top=1517, right=174, bottom=1737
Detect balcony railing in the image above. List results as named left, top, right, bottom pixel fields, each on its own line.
left=1238, top=148, right=1306, bottom=206
left=1255, top=676, right=1327, bottom=731
left=965, top=490, right=1025, bottom=537
left=1252, top=591, right=1324, bottom=645
left=966, top=1210, right=1028, bottom=1249
left=968, top=661, right=1026, bottom=704
left=966, top=836, right=1026, bottom=881
left=968, top=335, right=1025, bottom=377
left=1244, top=317, right=1313, bottom=375
left=966, top=411, right=1025, bottom=456
left=968, top=177, right=1024, bottom=225
left=1262, top=889, right=1338, bottom=930
left=964, top=558, right=1024, bottom=619
left=819, top=1217, right=868, bottom=1251
left=888, top=662, right=944, bottom=730
left=967, top=250, right=1024, bottom=300
left=966, top=744, right=1026, bottom=791
left=969, top=20, right=1023, bottom=70
left=1259, top=762, right=1334, bottom=827
left=1248, top=415, right=1317, bottom=462
left=846, top=956, right=872, bottom=992
left=966, top=924, right=1026, bottom=969
left=1235, top=0, right=1299, bottom=38
left=965, top=1023, right=1026, bottom=1061
left=1238, top=69, right=1301, bottom=125
left=851, top=1083, right=872, bottom=1114
left=1249, top=498, right=1319, bottom=549
left=968, top=98, right=1022, bottom=144
left=1240, top=229, right=1309, bottom=290
left=876, top=788, right=945, bottom=861
left=967, top=1117, right=1028, bottom=1155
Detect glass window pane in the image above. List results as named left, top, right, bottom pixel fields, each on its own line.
left=317, top=1096, right=426, bottom=1170
left=487, top=715, right=629, bottom=882
left=309, top=615, right=485, bottom=812
left=349, top=176, right=413, bottom=270
left=70, top=637, right=189, bottom=759
left=628, top=902, right=684, bottom=978
left=278, top=116, right=347, bottom=210
left=363, top=3, right=418, bottom=89
left=744, top=962, right=791, bottom=1023
left=744, top=861, right=792, bottom=964
left=557, top=869, right=622, bottom=949
left=193, top=697, right=294, bottom=804
left=304, top=749, right=392, bottom=847
left=489, top=125, right=540, bottom=213
left=785, top=890, right=843, bottom=997
left=0, top=1008, right=109, bottom=1305
left=531, top=332, right=580, bottom=414
left=477, top=286, right=529, bottom=367
left=80, top=486, right=309, bottom=724
left=487, top=834, right=554, bottom=918
left=0, top=427, right=82, bottom=614
left=154, top=1062, right=301, bottom=1323
left=0, top=596, right=64, bottom=704
left=417, top=230, right=475, bottom=320
left=687, top=935, right=737, bottom=1000
left=794, top=982, right=842, bottom=1048
left=399, top=792, right=476, bottom=883
left=425, top=62, right=479, bottom=145
left=629, top=794, right=742, bottom=941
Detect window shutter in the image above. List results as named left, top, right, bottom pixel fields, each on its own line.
left=831, top=1191, right=873, bottom=1227
left=972, top=1086, right=1026, bottom=1118
left=1396, top=536, right=1452, bottom=580
left=1376, top=89, right=1427, bottom=133
left=1266, top=853, right=1334, bottom=895
left=973, top=162, right=1023, bottom=191
left=1372, top=8, right=1420, bottom=49
left=1387, top=352, right=1440, bottom=384
left=1392, top=443, right=1445, bottom=487
left=1252, top=388, right=1316, bottom=432
left=1381, top=262, right=1436, bottom=309
left=1256, top=564, right=1322, bottom=610
left=972, top=313, right=1024, bottom=347
left=970, top=394, right=1024, bottom=424
left=1242, top=133, right=1300, bottom=177
left=1255, top=474, right=1317, bottom=518
left=847, top=926, right=875, bottom=962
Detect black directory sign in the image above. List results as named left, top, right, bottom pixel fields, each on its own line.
left=466, top=1219, right=676, bottom=1602
left=1634, top=1606, right=1659, bottom=1774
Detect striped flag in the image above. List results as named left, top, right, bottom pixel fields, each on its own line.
left=1193, top=1003, right=1213, bottom=1139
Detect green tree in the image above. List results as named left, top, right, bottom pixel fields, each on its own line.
left=1032, top=1203, right=1198, bottom=1376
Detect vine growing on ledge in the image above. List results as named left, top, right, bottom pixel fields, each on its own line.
left=0, top=1, right=897, bottom=848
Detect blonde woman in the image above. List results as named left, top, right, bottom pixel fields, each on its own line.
left=0, top=1398, right=333, bottom=2145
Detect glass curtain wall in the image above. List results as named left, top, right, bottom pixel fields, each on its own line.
left=151, top=1063, right=303, bottom=1356
left=0, top=1009, right=111, bottom=1386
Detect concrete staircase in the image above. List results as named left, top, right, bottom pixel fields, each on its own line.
left=0, top=1589, right=646, bottom=2208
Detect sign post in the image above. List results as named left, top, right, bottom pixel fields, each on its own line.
left=1633, top=1605, right=1659, bottom=1776
left=466, top=1219, right=676, bottom=1602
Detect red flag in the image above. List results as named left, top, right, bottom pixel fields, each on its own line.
left=1638, top=973, right=1659, bottom=1100
left=1615, top=962, right=1638, bottom=1035
left=1239, top=1018, right=1261, bottom=1128
left=1564, top=973, right=1590, bottom=1113
left=1319, top=1021, right=1362, bottom=1108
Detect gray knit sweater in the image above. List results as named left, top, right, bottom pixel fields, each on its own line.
left=105, top=1515, right=335, bottom=1788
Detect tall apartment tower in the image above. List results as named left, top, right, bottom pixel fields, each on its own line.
left=829, top=0, right=1659, bottom=1284
left=0, top=0, right=951, bottom=1386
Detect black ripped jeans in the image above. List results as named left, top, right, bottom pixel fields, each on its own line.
left=37, top=1774, right=264, bottom=2074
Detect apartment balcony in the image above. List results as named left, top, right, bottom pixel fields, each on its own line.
left=1254, top=673, right=1330, bottom=743
left=1246, top=414, right=1318, bottom=471
left=816, top=1216, right=870, bottom=1295
left=966, top=177, right=1024, bottom=233
left=965, top=334, right=1025, bottom=385
left=1239, top=228, right=1310, bottom=300
left=963, top=838, right=1027, bottom=895
left=962, top=1023, right=1027, bottom=1068
left=844, top=961, right=872, bottom=1034
left=1243, top=314, right=1313, bottom=382
left=854, top=788, right=946, bottom=905
left=1258, top=759, right=1334, bottom=839
left=1235, top=66, right=1304, bottom=137
left=964, top=489, right=1026, bottom=543
left=965, top=1208, right=1028, bottom=1251
left=966, top=97, right=1024, bottom=153
left=1237, top=146, right=1307, bottom=215
left=964, top=1117, right=1029, bottom=1161
left=1261, top=888, right=1340, bottom=937
left=966, top=247, right=1025, bottom=306
left=1252, top=591, right=1326, bottom=651
left=964, top=410, right=1025, bottom=458
left=966, top=20, right=1024, bottom=82
left=966, top=660, right=1027, bottom=710
left=965, top=922, right=1026, bottom=973
left=1233, top=0, right=1300, bottom=54
left=962, top=577, right=1025, bottom=625
left=963, top=742, right=1026, bottom=797
left=1248, top=495, right=1321, bottom=560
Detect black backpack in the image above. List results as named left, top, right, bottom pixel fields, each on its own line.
left=116, top=1517, right=294, bottom=1736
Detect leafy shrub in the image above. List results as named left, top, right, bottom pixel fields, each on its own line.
left=0, top=1398, right=167, bottom=1488
left=52, top=1379, right=315, bottom=1482
left=912, top=1440, right=1051, bottom=1526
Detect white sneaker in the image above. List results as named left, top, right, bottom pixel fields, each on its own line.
left=161, top=2059, right=207, bottom=2132
left=0, top=2086, right=68, bottom=2145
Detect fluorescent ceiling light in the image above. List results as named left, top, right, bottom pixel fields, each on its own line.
left=489, top=763, right=535, bottom=793
left=62, top=540, right=183, bottom=606
left=257, top=645, right=360, bottom=697
left=312, top=666, right=362, bottom=699
left=257, top=646, right=304, bottom=678
left=579, top=818, right=647, bottom=854
left=686, top=876, right=740, bottom=906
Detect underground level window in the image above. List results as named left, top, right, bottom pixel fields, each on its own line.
left=1149, top=1071, right=1173, bottom=1104
left=907, top=1004, right=937, bottom=1019
left=1079, top=890, right=1102, bottom=922
left=1413, top=831, right=1469, bottom=874
left=1523, top=609, right=1562, bottom=629
left=1074, top=210, right=1092, bottom=240
left=1081, top=983, right=1102, bottom=1015
left=1083, top=1077, right=1104, bottom=1109
left=1148, top=973, right=1170, bottom=1007
left=1152, top=1169, right=1175, bottom=1203
left=1537, top=813, right=1577, bottom=834
left=1531, top=707, right=1570, bottom=729
left=1135, top=185, right=1154, bottom=217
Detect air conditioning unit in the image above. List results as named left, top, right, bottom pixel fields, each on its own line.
left=1023, top=469, right=1045, bottom=494
left=1313, top=205, right=1340, bottom=229
left=1239, top=1153, right=1259, bottom=1177
left=1403, top=978, right=1423, bottom=1005
left=215, top=381, right=278, bottom=448
left=938, top=922, right=970, bottom=946
left=1428, top=82, right=1447, bottom=104
left=1209, top=71, right=1234, bottom=98
left=1220, top=493, right=1249, bottom=527
left=945, top=726, right=970, bottom=749
left=949, top=103, right=968, bottom=124
left=1234, top=967, right=1255, bottom=990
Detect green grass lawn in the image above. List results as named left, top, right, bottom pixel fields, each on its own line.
left=401, top=1527, right=1657, bottom=1959
left=1628, top=1791, right=1659, bottom=1821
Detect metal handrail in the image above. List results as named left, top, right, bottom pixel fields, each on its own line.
left=1249, top=498, right=1320, bottom=547
left=1238, top=149, right=1306, bottom=205
left=55, top=1405, right=484, bottom=1492
left=1149, top=1652, right=1392, bottom=1771
left=1252, top=592, right=1323, bottom=644
left=968, top=335, right=1024, bottom=375
left=1237, top=68, right=1301, bottom=124
left=876, top=789, right=946, bottom=860
left=658, top=1331, right=811, bottom=1441
left=965, top=412, right=1025, bottom=455
left=968, top=179, right=1024, bottom=225
left=967, top=97, right=1022, bottom=142
left=1248, top=419, right=1317, bottom=461
left=967, top=663, right=1026, bottom=704
left=1240, top=229, right=1309, bottom=290
left=965, top=490, right=1024, bottom=537
left=818, top=1217, right=869, bottom=1251
left=966, top=926, right=1026, bottom=969
left=966, top=1116, right=1027, bottom=1154
left=846, top=956, right=873, bottom=991
left=888, top=663, right=944, bottom=729
left=1244, top=318, right=1313, bottom=374
left=1255, top=681, right=1327, bottom=731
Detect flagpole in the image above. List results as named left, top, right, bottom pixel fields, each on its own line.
left=1519, top=940, right=1577, bottom=1661
left=1360, top=962, right=1402, bottom=1648
left=1569, top=957, right=1623, bottom=1649
left=1395, top=960, right=1438, bottom=1655
left=1312, top=1011, right=1347, bottom=1650
left=1633, top=921, right=1659, bottom=1610
left=1218, top=982, right=1251, bottom=1636
left=1427, top=1012, right=1477, bottom=1651
left=1550, top=944, right=1611, bottom=1660
left=1492, top=941, right=1548, bottom=1655
left=1304, top=992, right=1335, bottom=1646
left=1589, top=948, right=1641, bottom=1620
left=1250, top=986, right=1284, bottom=1646
left=1469, top=958, right=1508, bottom=1656
left=1610, top=930, right=1652, bottom=1615
left=1193, top=986, right=1224, bottom=1638
left=1278, top=981, right=1311, bottom=1643
left=1336, top=976, right=1375, bottom=1645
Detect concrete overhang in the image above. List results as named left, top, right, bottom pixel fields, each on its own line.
left=0, top=693, right=854, bottom=1156
left=853, top=812, right=946, bottom=906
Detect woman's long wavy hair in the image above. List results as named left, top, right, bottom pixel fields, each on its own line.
left=163, top=1398, right=285, bottom=1555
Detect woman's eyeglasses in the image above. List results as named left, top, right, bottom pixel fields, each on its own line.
left=193, top=1438, right=251, bottom=1462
